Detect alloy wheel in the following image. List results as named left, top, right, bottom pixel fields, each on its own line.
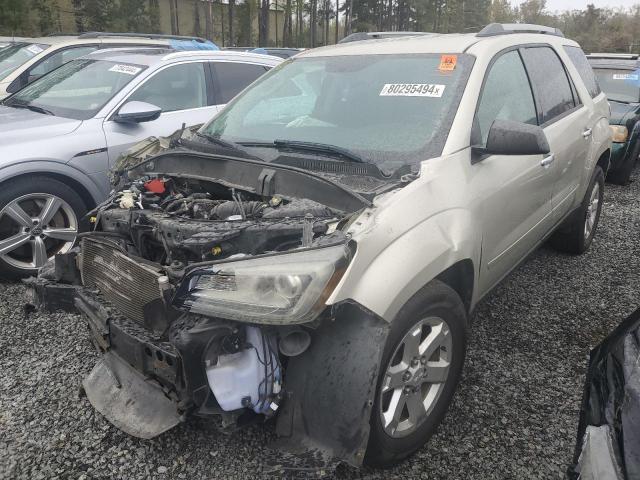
left=584, top=182, right=600, bottom=241
left=0, top=193, right=78, bottom=270
left=379, top=316, right=452, bottom=438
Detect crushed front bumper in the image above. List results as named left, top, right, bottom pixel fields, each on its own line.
left=27, top=279, right=187, bottom=438
left=26, top=274, right=390, bottom=467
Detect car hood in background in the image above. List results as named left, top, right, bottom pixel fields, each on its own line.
left=609, top=100, right=640, bottom=126
left=0, top=106, right=82, bottom=144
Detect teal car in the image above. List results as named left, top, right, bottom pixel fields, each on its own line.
left=588, top=53, right=640, bottom=184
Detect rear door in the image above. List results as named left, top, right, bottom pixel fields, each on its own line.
left=475, top=49, right=556, bottom=290
left=520, top=46, right=590, bottom=223
left=209, top=61, right=271, bottom=108
left=102, top=61, right=217, bottom=166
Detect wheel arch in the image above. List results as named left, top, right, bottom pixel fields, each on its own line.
left=435, top=259, right=475, bottom=315
left=596, top=148, right=611, bottom=175
left=0, top=169, right=100, bottom=211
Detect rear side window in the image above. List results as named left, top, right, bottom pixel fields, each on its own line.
left=212, top=62, right=269, bottom=104
left=563, top=45, right=601, bottom=98
left=521, top=46, right=576, bottom=124
left=474, top=50, right=538, bottom=146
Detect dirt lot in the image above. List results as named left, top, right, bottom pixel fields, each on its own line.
left=1, top=170, right=638, bottom=479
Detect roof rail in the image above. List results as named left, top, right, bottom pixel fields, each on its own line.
left=477, top=23, right=564, bottom=38
left=587, top=52, right=639, bottom=59
left=77, top=32, right=209, bottom=43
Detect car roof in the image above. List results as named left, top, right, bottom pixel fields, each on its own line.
left=25, top=35, right=173, bottom=47
left=82, top=48, right=283, bottom=67
left=298, top=30, right=576, bottom=58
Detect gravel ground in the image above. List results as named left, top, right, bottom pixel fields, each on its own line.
left=1, top=169, right=639, bottom=480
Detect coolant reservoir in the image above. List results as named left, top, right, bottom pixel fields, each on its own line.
left=206, top=326, right=279, bottom=414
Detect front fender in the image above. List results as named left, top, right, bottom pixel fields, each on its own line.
left=329, top=208, right=480, bottom=322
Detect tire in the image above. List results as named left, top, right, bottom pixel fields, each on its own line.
left=550, top=166, right=604, bottom=255
left=0, top=176, right=88, bottom=279
left=364, top=280, right=468, bottom=467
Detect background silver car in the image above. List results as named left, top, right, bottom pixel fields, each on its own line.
left=0, top=48, right=281, bottom=277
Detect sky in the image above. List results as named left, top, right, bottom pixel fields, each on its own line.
left=534, top=0, right=638, bottom=12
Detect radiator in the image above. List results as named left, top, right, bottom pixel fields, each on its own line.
left=80, top=237, right=163, bottom=325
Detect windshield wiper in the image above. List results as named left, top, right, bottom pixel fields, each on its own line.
left=8, top=102, right=54, bottom=116
left=195, top=131, right=239, bottom=150
left=271, top=139, right=365, bottom=163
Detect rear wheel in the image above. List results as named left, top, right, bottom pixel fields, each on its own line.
left=0, top=177, right=87, bottom=279
left=550, top=166, right=604, bottom=255
left=364, top=281, right=467, bottom=467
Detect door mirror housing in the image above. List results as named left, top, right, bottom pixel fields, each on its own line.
left=114, top=101, right=162, bottom=124
left=474, top=119, right=550, bottom=159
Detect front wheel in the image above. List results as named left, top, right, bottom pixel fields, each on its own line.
left=0, top=176, right=88, bottom=279
left=364, top=281, right=467, bottom=467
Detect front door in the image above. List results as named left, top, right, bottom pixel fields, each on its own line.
left=474, top=49, right=556, bottom=293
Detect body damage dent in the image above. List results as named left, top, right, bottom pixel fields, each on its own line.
left=330, top=207, right=479, bottom=322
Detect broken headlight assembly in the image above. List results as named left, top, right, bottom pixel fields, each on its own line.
left=174, top=244, right=351, bottom=324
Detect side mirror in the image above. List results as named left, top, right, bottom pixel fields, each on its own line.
left=477, top=119, right=550, bottom=157
left=114, top=101, right=162, bottom=124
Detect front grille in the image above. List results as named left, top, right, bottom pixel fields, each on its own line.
left=80, top=237, right=163, bottom=325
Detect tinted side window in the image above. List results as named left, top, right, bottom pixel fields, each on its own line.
left=212, top=62, right=269, bottom=103
left=563, top=45, right=601, bottom=98
left=475, top=50, right=538, bottom=146
left=521, top=46, right=576, bottom=124
left=29, top=45, right=98, bottom=78
left=128, top=62, right=207, bottom=113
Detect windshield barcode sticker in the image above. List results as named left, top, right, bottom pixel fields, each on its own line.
left=109, top=64, right=142, bottom=75
left=613, top=73, right=639, bottom=80
left=380, top=83, right=445, bottom=97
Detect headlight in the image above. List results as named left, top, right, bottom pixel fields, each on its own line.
left=610, top=125, right=629, bottom=142
left=174, top=244, right=351, bottom=324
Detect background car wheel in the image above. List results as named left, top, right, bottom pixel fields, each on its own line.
left=550, top=166, right=604, bottom=255
left=364, top=280, right=467, bottom=468
left=0, top=176, right=88, bottom=279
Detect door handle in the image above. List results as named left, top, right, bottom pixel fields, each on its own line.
left=541, top=154, right=555, bottom=167
left=582, top=128, right=593, bottom=138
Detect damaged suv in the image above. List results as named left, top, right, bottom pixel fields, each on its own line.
left=30, top=23, right=611, bottom=467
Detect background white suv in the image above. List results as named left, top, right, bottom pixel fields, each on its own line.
left=0, top=32, right=218, bottom=99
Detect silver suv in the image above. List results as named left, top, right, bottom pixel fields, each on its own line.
left=0, top=48, right=281, bottom=277
left=31, top=24, right=611, bottom=468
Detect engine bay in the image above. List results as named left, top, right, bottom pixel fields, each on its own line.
left=92, top=175, right=349, bottom=273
